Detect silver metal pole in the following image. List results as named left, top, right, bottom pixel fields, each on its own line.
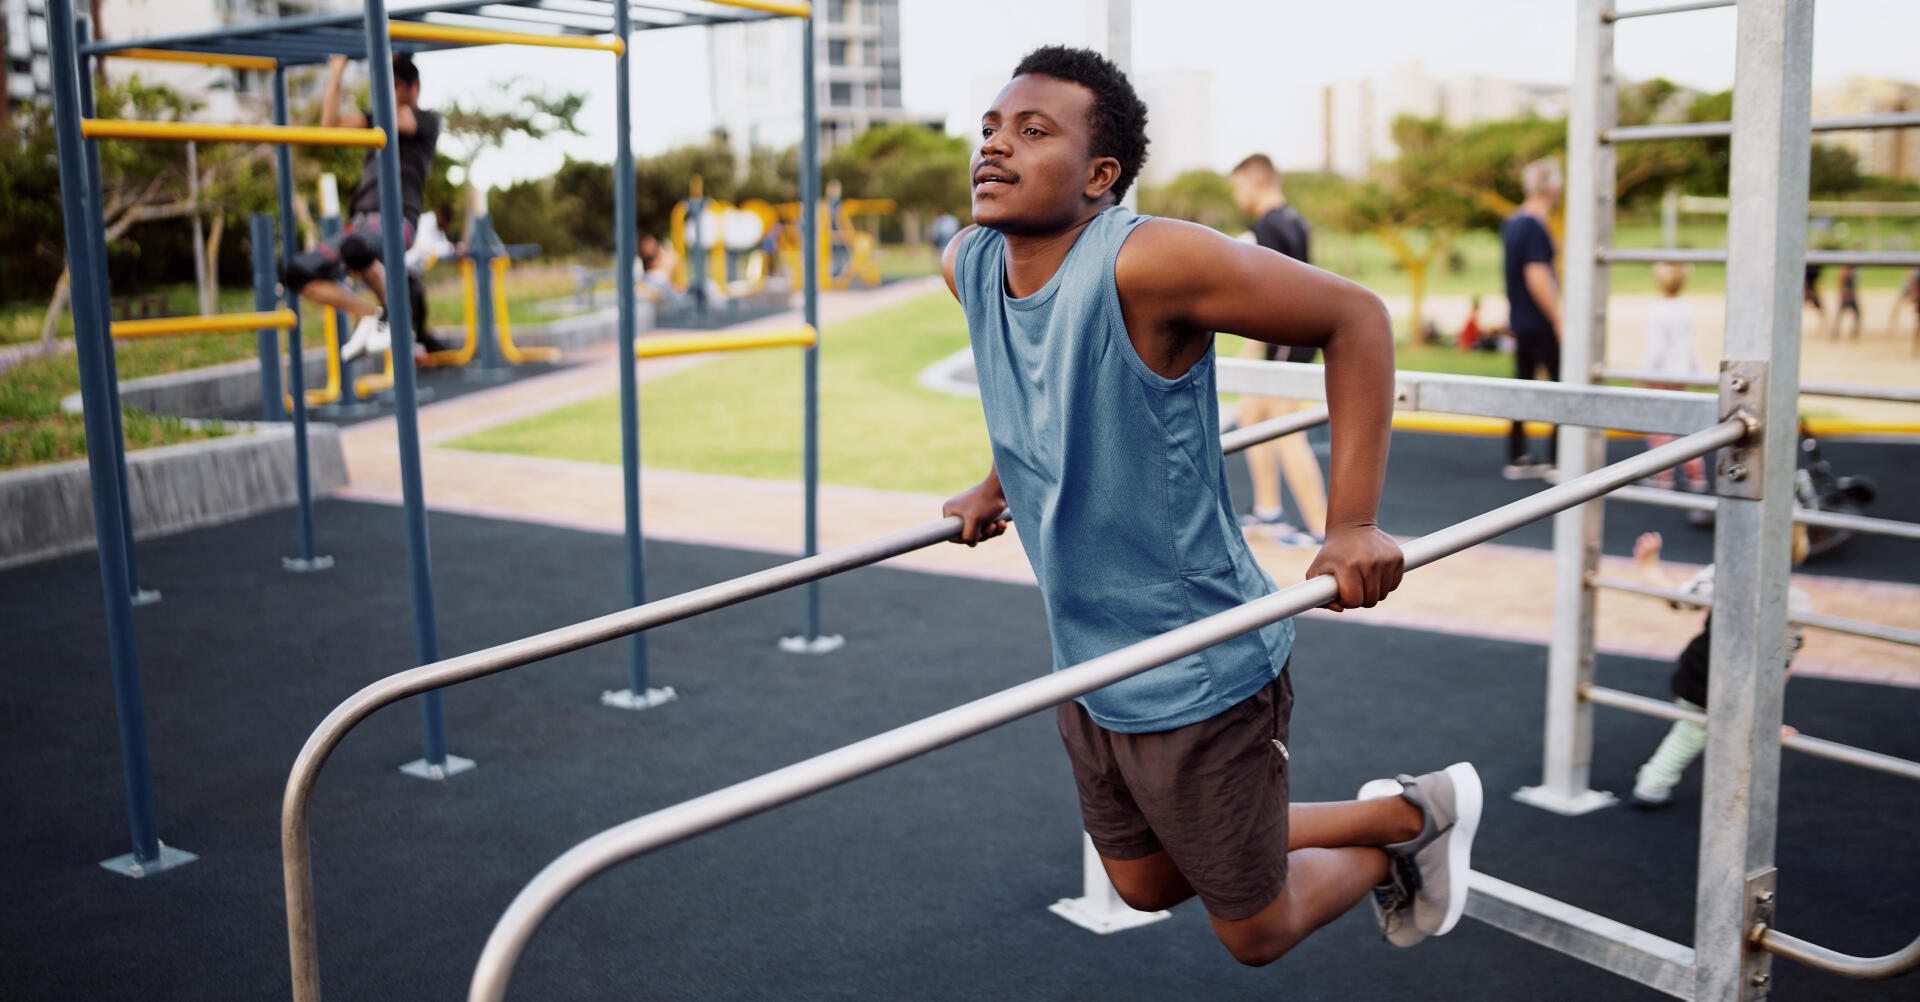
left=1590, top=575, right=1920, bottom=648
left=1608, top=485, right=1920, bottom=542
left=1757, top=927, right=1920, bottom=980
left=1520, top=0, right=1617, bottom=818
left=1219, top=405, right=1328, bottom=456
left=1695, top=2, right=1812, bottom=998
left=1604, top=0, right=1734, bottom=21
left=1606, top=111, right=1920, bottom=142
left=465, top=420, right=1745, bottom=1002
left=1595, top=367, right=1920, bottom=404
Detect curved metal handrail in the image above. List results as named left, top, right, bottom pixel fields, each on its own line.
left=465, top=419, right=1747, bottom=1002
left=282, top=403, right=1330, bottom=1001
left=1756, top=925, right=1920, bottom=980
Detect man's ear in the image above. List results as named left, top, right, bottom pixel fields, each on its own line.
left=1083, top=157, right=1122, bottom=201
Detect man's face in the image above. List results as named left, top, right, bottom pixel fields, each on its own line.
left=395, top=79, right=419, bottom=108
left=1229, top=170, right=1261, bottom=216
left=970, top=74, right=1115, bottom=233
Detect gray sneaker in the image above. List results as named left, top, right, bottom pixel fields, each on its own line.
left=1357, top=777, right=1425, bottom=947
left=1381, top=762, right=1484, bottom=938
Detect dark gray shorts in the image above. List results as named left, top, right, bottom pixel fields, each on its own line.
left=1057, top=669, right=1293, bottom=921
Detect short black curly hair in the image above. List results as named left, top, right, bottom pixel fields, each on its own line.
left=1011, top=45, right=1150, bottom=202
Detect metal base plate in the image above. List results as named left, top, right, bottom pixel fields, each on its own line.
left=397, top=754, right=476, bottom=781
left=461, top=366, right=513, bottom=383
left=282, top=555, right=335, bottom=573
left=600, top=686, right=679, bottom=711
left=129, top=588, right=162, bottom=607
left=1048, top=896, right=1172, bottom=935
left=99, top=842, right=198, bottom=879
left=778, top=634, right=847, bottom=655
left=1513, top=784, right=1619, bottom=816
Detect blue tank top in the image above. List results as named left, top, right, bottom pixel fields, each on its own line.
left=956, top=205, right=1294, bottom=734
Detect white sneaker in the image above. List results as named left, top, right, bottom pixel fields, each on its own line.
left=341, top=313, right=390, bottom=363
left=1357, top=777, right=1426, bottom=947
left=1384, top=763, right=1484, bottom=938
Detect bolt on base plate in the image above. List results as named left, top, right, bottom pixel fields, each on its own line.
left=600, top=686, right=679, bottom=711
left=397, top=754, right=476, bottom=781
left=99, top=842, right=198, bottom=879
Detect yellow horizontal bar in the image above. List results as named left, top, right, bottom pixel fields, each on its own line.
left=388, top=21, right=625, bottom=57
left=81, top=119, right=386, bottom=148
left=112, top=310, right=297, bottom=340
left=634, top=326, right=817, bottom=360
left=698, top=0, right=812, bottom=17
left=114, top=47, right=278, bottom=71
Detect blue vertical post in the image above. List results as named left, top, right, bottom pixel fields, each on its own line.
left=48, top=0, right=192, bottom=877
left=600, top=0, right=672, bottom=710
left=318, top=211, right=375, bottom=416
left=77, top=17, right=155, bottom=607
left=468, top=214, right=506, bottom=377
left=782, top=11, right=839, bottom=655
left=274, top=67, right=329, bottom=573
left=364, top=5, right=467, bottom=778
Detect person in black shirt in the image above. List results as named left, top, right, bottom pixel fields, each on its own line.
left=280, top=54, right=443, bottom=361
left=1498, top=157, right=1563, bottom=480
left=1229, top=154, right=1326, bottom=546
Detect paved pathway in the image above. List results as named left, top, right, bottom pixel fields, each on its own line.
left=333, top=278, right=1920, bottom=688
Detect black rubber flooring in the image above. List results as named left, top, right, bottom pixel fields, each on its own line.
left=1228, top=428, right=1920, bottom=583
left=4, top=500, right=1918, bottom=1000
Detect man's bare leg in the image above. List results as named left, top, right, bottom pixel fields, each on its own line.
left=300, top=279, right=380, bottom=319
left=361, top=260, right=389, bottom=306
left=1096, top=794, right=1423, bottom=964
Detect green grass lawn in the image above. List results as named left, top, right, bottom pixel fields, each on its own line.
left=449, top=290, right=1533, bottom=493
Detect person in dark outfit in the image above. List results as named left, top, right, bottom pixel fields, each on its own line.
left=939, top=46, right=1481, bottom=967
left=1228, top=153, right=1326, bottom=545
left=1499, top=157, right=1563, bottom=480
left=280, top=54, right=443, bottom=361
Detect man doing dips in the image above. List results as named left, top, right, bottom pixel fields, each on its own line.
left=281, top=54, right=442, bottom=362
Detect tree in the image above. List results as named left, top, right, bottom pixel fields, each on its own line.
left=1139, top=170, right=1239, bottom=233
left=823, top=123, right=969, bottom=243
left=438, top=79, right=586, bottom=220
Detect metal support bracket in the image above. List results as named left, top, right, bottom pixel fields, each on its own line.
left=397, top=754, right=476, bottom=781
left=1393, top=377, right=1420, bottom=411
left=600, top=686, right=679, bottom=711
left=1716, top=360, right=1766, bottom=499
left=778, top=634, right=847, bottom=655
left=1744, top=868, right=1778, bottom=998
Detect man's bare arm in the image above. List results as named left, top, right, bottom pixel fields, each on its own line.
left=941, top=224, right=978, bottom=301
left=1524, top=261, right=1560, bottom=336
left=1116, top=219, right=1403, bottom=609
left=321, top=56, right=368, bottom=129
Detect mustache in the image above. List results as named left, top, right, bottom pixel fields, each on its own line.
left=973, top=159, right=1018, bottom=182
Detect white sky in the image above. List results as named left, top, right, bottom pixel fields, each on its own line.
left=420, top=1, right=1920, bottom=190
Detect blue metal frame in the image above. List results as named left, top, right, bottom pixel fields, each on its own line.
left=799, top=12, right=822, bottom=642
left=47, top=0, right=167, bottom=869
left=468, top=214, right=507, bottom=375
left=361, top=0, right=456, bottom=772
left=274, top=67, right=328, bottom=571
left=613, top=0, right=650, bottom=696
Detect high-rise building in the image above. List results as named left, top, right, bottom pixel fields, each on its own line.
left=1319, top=61, right=1569, bottom=176
left=707, top=0, right=934, bottom=156
left=1811, top=77, right=1920, bottom=181
left=4, top=0, right=54, bottom=121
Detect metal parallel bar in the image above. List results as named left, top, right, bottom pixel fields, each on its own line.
left=632, top=326, right=816, bottom=360
left=250, top=218, right=289, bottom=422
left=110, top=310, right=298, bottom=339
left=463, top=420, right=1747, bottom=1002
left=1464, top=871, right=1696, bottom=999
left=1582, top=684, right=1920, bottom=782
left=48, top=0, right=165, bottom=870
left=1216, top=359, right=1721, bottom=436
left=1607, top=485, right=1920, bottom=543
left=282, top=411, right=1341, bottom=998
left=685, top=0, right=809, bottom=16
left=77, top=18, right=150, bottom=608
left=1219, top=405, right=1330, bottom=455
left=1606, top=112, right=1920, bottom=143
left=611, top=0, right=651, bottom=701
left=387, top=19, right=624, bottom=53
left=1596, top=367, right=1920, bottom=405
left=1758, top=926, right=1920, bottom=979
left=364, top=0, right=451, bottom=773
left=113, top=46, right=276, bottom=69
left=81, top=0, right=503, bottom=54
left=799, top=10, right=824, bottom=645
left=1592, top=576, right=1920, bottom=648
left=284, top=515, right=976, bottom=1001
left=274, top=67, right=322, bottom=570
left=1604, top=0, right=1733, bottom=20
left=1601, top=247, right=1920, bottom=268
left=81, top=120, right=386, bottom=147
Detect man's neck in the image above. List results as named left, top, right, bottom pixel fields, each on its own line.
left=1253, top=191, right=1287, bottom=216
left=1520, top=196, right=1554, bottom=219
left=1000, top=204, right=1109, bottom=298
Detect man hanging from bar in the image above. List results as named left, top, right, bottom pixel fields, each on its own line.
left=939, top=46, right=1483, bottom=966
left=281, top=53, right=443, bottom=362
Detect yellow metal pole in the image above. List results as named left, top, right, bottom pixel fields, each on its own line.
left=696, top=0, right=813, bottom=17
left=112, top=48, right=277, bottom=71
left=633, top=326, right=818, bottom=360
left=81, top=120, right=386, bottom=147
left=388, top=21, right=625, bottom=57
left=111, top=310, right=298, bottom=339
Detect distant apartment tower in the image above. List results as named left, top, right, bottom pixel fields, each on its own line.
left=1811, top=77, right=1920, bottom=181
left=1320, top=61, right=1569, bottom=175
left=92, top=0, right=352, bottom=119
left=4, top=0, right=54, bottom=121
left=707, top=0, right=930, bottom=155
